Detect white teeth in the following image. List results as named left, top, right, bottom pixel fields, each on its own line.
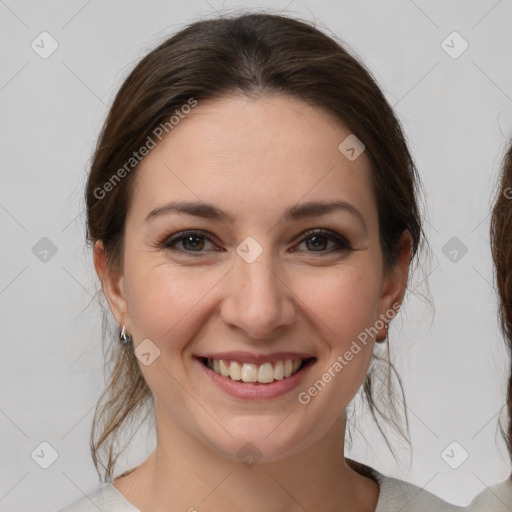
left=241, top=363, right=258, bottom=382
left=257, top=362, right=274, bottom=383
left=229, top=361, right=242, bottom=381
left=284, top=360, right=293, bottom=378
left=274, top=360, right=284, bottom=380
left=219, top=359, right=230, bottom=377
left=206, top=358, right=305, bottom=383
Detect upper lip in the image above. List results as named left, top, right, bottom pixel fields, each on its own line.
left=196, top=351, right=316, bottom=365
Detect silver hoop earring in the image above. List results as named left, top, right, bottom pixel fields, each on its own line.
left=119, top=324, right=133, bottom=345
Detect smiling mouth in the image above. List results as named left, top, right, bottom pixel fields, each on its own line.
left=199, top=357, right=316, bottom=384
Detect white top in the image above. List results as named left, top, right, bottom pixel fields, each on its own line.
left=467, top=479, right=512, bottom=511
left=56, top=464, right=465, bottom=512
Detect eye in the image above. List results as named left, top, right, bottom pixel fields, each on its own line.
left=293, top=229, right=352, bottom=254
left=157, top=228, right=352, bottom=257
left=159, top=230, right=219, bottom=255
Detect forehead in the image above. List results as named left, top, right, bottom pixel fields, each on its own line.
left=130, top=94, right=377, bottom=225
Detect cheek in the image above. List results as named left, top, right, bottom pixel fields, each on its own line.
left=125, top=255, right=382, bottom=357
left=122, top=263, right=226, bottom=413
left=126, top=262, right=222, bottom=345
left=293, top=266, right=380, bottom=401
left=294, top=264, right=381, bottom=341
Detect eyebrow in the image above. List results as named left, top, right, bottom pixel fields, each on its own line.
left=145, top=199, right=367, bottom=232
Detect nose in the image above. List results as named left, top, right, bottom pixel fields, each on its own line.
left=219, top=246, right=297, bottom=341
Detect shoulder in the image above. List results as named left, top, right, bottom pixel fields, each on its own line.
left=347, top=459, right=465, bottom=512
left=375, top=473, right=465, bottom=511
left=467, top=479, right=512, bottom=511
left=56, top=483, right=141, bottom=512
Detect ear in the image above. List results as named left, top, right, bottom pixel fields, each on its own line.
left=93, top=240, right=130, bottom=331
left=375, top=231, right=412, bottom=342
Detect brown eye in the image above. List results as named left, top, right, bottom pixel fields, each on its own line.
left=160, top=230, right=218, bottom=255
left=158, top=228, right=351, bottom=257
left=294, top=229, right=352, bottom=254
left=180, top=235, right=205, bottom=251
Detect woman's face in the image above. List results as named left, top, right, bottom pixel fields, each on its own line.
left=97, top=94, right=409, bottom=461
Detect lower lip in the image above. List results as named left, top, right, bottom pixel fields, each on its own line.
left=197, top=358, right=315, bottom=400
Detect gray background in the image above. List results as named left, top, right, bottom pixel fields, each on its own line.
left=1, top=0, right=511, bottom=510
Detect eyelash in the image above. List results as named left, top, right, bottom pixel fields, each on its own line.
left=157, top=228, right=352, bottom=257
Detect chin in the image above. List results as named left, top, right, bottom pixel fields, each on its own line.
left=194, top=414, right=321, bottom=465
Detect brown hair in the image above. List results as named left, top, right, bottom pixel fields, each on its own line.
left=85, top=12, right=425, bottom=482
left=490, top=141, right=512, bottom=464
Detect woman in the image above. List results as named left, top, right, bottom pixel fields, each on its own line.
left=468, top=144, right=512, bottom=510
left=58, top=12, right=463, bottom=511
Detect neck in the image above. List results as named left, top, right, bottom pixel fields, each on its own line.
left=113, top=406, right=379, bottom=512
